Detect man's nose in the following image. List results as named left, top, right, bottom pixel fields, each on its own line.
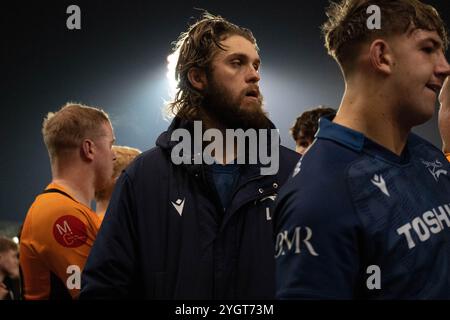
left=436, top=52, right=450, bottom=80
left=246, top=65, right=260, bottom=83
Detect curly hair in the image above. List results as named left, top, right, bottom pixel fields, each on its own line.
left=290, top=106, right=336, bottom=145
left=166, top=12, right=258, bottom=120
left=322, top=0, right=448, bottom=72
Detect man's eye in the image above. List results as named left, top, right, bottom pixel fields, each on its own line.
left=231, top=60, right=242, bottom=66
left=422, top=47, right=434, bottom=54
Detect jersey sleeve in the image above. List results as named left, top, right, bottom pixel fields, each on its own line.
left=49, top=208, right=100, bottom=298
left=273, top=174, right=362, bottom=299
left=21, top=200, right=100, bottom=299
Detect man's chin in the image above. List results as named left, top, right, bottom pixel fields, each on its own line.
left=241, top=98, right=262, bottom=109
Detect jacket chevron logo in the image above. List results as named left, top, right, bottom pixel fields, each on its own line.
left=171, top=198, right=185, bottom=216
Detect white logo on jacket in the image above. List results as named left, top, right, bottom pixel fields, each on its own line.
left=260, top=194, right=277, bottom=221
left=171, top=198, right=185, bottom=216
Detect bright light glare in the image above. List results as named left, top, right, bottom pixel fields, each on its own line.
left=166, top=49, right=180, bottom=99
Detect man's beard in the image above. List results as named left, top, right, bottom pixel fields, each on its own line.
left=201, top=77, right=270, bottom=130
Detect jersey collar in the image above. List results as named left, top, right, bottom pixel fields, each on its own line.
left=316, top=118, right=411, bottom=164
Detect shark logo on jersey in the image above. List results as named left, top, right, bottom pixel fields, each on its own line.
left=371, top=174, right=390, bottom=197
left=421, top=159, right=448, bottom=182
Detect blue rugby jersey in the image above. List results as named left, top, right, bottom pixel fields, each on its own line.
left=274, top=118, right=450, bottom=299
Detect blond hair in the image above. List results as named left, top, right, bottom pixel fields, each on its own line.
left=42, top=102, right=111, bottom=161
left=322, top=0, right=448, bottom=73
left=94, top=145, right=141, bottom=201
left=112, top=145, right=142, bottom=178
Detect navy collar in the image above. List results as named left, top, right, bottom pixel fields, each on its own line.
left=315, top=118, right=411, bottom=164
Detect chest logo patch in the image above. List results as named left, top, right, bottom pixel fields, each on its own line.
left=421, top=159, right=448, bottom=182
left=371, top=174, right=390, bottom=197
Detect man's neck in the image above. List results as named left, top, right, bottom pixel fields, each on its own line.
left=334, top=85, right=410, bottom=156
left=51, top=171, right=94, bottom=208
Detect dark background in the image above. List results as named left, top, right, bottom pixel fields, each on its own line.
left=1, top=0, right=449, bottom=224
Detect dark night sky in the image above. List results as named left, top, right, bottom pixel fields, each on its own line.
left=1, top=0, right=450, bottom=222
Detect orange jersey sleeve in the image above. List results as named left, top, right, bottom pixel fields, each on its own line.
left=20, top=183, right=101, bottom=300
left=446, top=153, right=450, bottom=162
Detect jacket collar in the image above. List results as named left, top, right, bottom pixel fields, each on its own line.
left=156, top=116, right=280, bottom=174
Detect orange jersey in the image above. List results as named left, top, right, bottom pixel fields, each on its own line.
left=20, top=183, right=101, bottom=300
left=446, top=153, right=450, bottom=162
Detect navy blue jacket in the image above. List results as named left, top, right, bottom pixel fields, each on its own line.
left=80, top=117, right=300, bottom=299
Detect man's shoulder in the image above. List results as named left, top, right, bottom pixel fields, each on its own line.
left=22, top=191, right=99, bottom=247
left=31, top=190, right=83, bottom=212
left=408, top=132, right=445, bottom=157
left=279, top=145, right=300, bottom=162
left=29, top=192, right=95, bottom=223
left=130, top=145, right=167, bottom=164
left=274, top=144, right=361, bottom=241
left=124, top=146, right=170, bottom=177
left=295, top=138, right=360, bottom=180
left=278, top=140, right=358, bottom=205
left=274, top=138, right=362, bottom=223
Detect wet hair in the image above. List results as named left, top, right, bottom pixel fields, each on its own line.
left=166, top=12, right=257, bottom=120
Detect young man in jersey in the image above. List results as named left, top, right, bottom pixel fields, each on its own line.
left=290, top=106, right=336, bottom=154
left=20, top=103, right=116, bottom=299
left=80, top=13, right=299, bottom=299
left=274, top=0, right=450, bottom=299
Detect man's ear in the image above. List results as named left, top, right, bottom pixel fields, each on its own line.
left=187, top=67, right=207, bottom=91
left=81, top=139, right=95, bottom=161
left=369, top=39, right=394, bottom=75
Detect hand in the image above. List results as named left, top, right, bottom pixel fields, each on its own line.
left=438, top=77, right=450, bottom=153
